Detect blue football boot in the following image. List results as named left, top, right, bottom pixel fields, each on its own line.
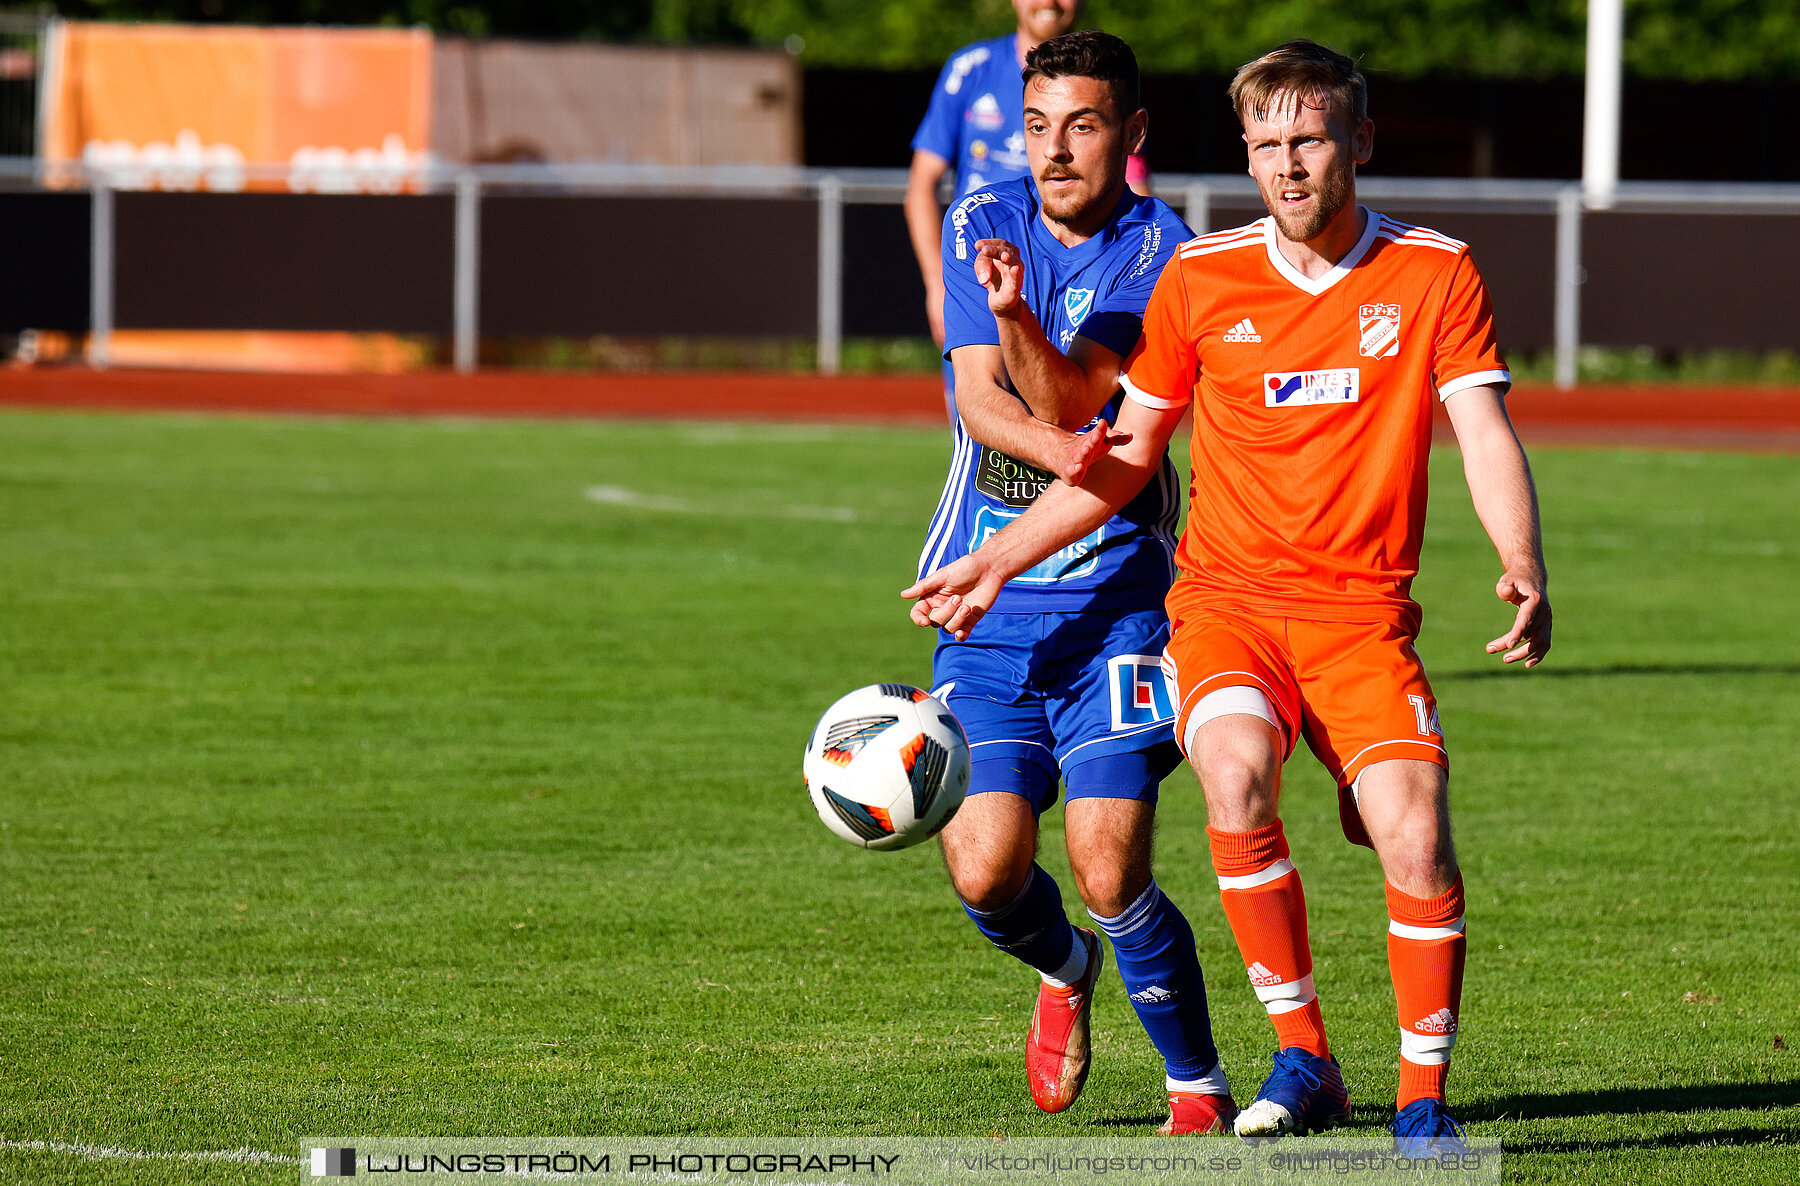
left=1233, top=1048, right=1351, bottom=1137
left=1389, top=1098, right=1469, bottom=1158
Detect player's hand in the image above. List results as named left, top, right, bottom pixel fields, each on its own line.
left=972, top=238, right=1026, bottom=319
left=1047, top=419, right=1132, bottom=486
left=903, top=556, right=1007, bottom=641
left=1486, top=568, right=1552, bottom=667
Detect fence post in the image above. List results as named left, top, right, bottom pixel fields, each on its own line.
left=816, top=174, right=843, bottom=375
left=89, top=174, right=113, bottom=370
left=1183, top=182, right=1210, bottom=235
left=453, top=172, right=481, bottom=374
left=1553, top=186, right=1583, bottom=391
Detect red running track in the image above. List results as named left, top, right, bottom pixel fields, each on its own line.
left=2, top=367, right=1798, bottom=450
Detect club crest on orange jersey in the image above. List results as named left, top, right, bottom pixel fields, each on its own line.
left=1358, top=303, right=1402, bottom=358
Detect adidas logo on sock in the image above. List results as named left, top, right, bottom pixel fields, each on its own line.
left=1413, top=1007, right=1458, bottom=1034
left=1129, top=985, right=1176, bottom=1004
left=1222, top=318, right=1262, bottom=343
left=1246, top=961, right=1283, bottom=987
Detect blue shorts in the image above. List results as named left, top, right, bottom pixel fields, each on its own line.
left=932, top=607, right=1182, bottom=815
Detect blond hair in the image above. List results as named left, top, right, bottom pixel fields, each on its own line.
left=1228, top=40, right=1366, bottom=129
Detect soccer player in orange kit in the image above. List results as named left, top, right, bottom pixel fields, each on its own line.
left=905, top=40, right=1551, bottom=1151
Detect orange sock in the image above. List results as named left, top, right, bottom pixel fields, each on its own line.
left=1208, top=820, right=1328, bottom=1058
left=1387, top=875, right=1467, bottom=1108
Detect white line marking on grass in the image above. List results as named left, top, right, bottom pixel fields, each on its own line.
left=0, top=1138, right=299, bottom=1166
left=585, top=485, right=859, bottom=522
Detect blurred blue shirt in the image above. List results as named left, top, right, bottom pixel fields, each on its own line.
left=912, top=33, right=1032, bottom=196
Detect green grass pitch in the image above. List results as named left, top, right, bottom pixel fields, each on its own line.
left=1, top=409, right=1796, bottom=1184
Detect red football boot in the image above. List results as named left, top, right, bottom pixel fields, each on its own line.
left=1026, top=928, right=1103, bottom=1112
left=1157, top=1090, right=1239, bottom=1136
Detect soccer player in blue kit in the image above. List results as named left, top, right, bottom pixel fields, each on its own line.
left=919, top=30, right=1235, bottom=1135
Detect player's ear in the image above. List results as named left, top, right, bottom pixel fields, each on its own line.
left=1353, top=118, right=1374, bottom=166
left=1126, top=108, right=1148, bottom=157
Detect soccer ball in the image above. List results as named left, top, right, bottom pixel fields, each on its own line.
left=803, top=684, right=970, bottom=850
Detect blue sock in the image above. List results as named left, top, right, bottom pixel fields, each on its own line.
left=1091, top=879, right=1221, bottom=1082
left=962, top=864, right=1078, bottom=975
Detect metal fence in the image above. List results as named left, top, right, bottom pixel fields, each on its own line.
left=4, top=158, right=1799, bottom=387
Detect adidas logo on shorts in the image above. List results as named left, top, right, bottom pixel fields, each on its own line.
left=1222, top=318, right=1262, bottom=343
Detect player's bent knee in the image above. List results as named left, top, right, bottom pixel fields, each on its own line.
left=1354, top=760, right=1455, bottom=888
left=939, top=795, right=1038, bottom=911
left=1185, top=695, right=1283, bottom=801
left=1066, top=836, right=1152, bottom=913
left=1070, top=864, right=1149, bottom=919
left=948, top=859, right=1033, bottom=913
left=1191, top=734, right=1281, bottom=810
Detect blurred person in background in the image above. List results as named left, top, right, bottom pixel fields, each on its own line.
left=907, top=1, right=1150, bottom=415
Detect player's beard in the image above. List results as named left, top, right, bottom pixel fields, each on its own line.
left=1037, top=166, right=1112, bottom=229
left=1263, top=162, right=1353, bottom=244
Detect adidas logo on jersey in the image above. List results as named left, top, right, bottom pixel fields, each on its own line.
left=1222, top=318, right=1262, bottom=343
left=1246, top=961, right=1283, bottom=987
left=1129, top=985, right=1176, bottom=1005
left=1413, top=1007, right=1458, bottom=1034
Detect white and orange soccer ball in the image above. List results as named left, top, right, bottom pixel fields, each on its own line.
left=803, top=684, right=970, bottom=850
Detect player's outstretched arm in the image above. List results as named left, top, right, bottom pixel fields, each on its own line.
left=974, top=237, right=1125, bottom=432
left=904, top=397, right=1183, bottom=639
left=1445, top=384, right=1553, bottom=666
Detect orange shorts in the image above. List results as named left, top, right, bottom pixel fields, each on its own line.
left=1163, top=606, right=1447, bottom=821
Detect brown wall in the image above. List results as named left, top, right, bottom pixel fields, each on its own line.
left=1583, top=213, right=1800, bottom=350
left=114, top=193, right=454, bottom=333
left=478, top=196, right=818, bottom=337
left=434, top=41, right=801, bottom=167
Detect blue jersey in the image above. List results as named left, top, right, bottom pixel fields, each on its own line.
left=911, top=34, right=1031, bottom=196
left=920, top=178, right=1193, bottom=615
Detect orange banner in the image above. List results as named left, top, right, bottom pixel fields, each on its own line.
left=43, top=21, right=432, bottom=191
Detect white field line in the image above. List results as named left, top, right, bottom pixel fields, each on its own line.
left=585, top=485, right=859, bottom=522
left=0, top=1137, right=299, bottom=1166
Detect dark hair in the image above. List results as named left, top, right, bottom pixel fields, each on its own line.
left=1022, top=30, right=1141, bottom=115
left=1228, top=39, right=1366, bottom=128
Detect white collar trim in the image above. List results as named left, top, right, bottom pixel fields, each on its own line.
left=1263, top=206, right=1378, bottom=296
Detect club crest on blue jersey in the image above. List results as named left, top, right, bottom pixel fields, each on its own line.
left=1107, top=655, right=1176, bottom=730
left=1064, top=287, right=1096, bottom=327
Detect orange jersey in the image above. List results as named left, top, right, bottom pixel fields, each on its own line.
left=1121, top=209, right=1508, bottom=628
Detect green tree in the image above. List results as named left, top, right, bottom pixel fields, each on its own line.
left=38, top=0, right=1800, bottom=80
